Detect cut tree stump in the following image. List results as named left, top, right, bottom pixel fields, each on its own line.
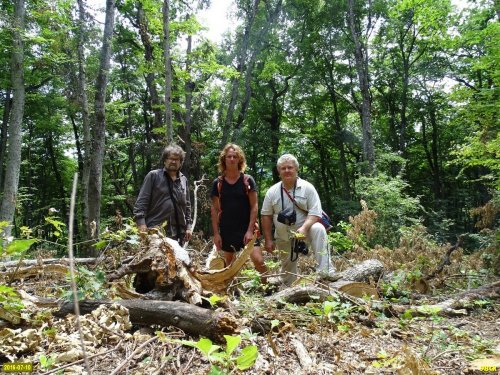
left=55, top=299, right=239, bottom=343
left=193, top=237, right=255, bottom=294
left=107, top=233, right=256, bottom=302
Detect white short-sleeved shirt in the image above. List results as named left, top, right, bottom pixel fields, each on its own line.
left=261, top=178, right=322, bottom=241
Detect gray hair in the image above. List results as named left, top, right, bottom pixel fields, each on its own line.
left=277, top=153, right=299, bottom=169
left=161, top=144, right=186, bottom=164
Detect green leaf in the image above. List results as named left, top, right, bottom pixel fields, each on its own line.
left=0, top=284, right=18, bottom=297
left=235, top=345, right=258, bottom=370
left=208, top=365, right=225, bottom=375
left=195, top=338, right=220, bottom=357
left=6, top=239, right=38, bottom=255
left=270, top=319, right=280, bottom=328
left=206, top=294, right=225, bottom=307
left=224, top=335, right=241, bottom=356
left=93, top=240, right=108, bottom=250
left=323, top=300, right=335, bottom=315
left=208, top=351, right=226, bottom=362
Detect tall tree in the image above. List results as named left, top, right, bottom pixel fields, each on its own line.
left=76, top=0, right=92, bottom=240
left=0, top=89, right=12, bottom=190
left=347, top=0, right=375, bottom=174
left=0, top=0, right=25, bottom=238
left=137, top=1, right=164, bottom=132
left=383, top=0, right=451, bottom=153
left=87, top=0, right=115, bottom=239
left=163, top=0, right=173, bottom=143
left=221, top=0, right=261, bottom=146
left=181, top=15, right=194, bottom=178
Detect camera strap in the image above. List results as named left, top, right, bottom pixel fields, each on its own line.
left=282, top=181, right=308, bottom=214
left=280, top=181, right=297, bottom=210
left=282, top=182, right=301, bottom=262
left=166, top=173, right=183, bottom=245
left=290, top=238, right=299, bottom=262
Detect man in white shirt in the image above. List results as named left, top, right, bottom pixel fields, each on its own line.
left=261, top=154, right=336, bottom=285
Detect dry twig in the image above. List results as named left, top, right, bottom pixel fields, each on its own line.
left=109, top=336, right=159, bottom=375
left=43, top=343, right=123, bottom=375
left=67, top=173, right=92, bottom=374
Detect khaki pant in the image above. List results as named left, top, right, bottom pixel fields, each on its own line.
left=275, top=222, right=335, bottom=285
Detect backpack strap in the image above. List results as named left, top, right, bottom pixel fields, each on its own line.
left=217, top=175, right=224, bottom=197
left=242, top=174, right=251, bottom=195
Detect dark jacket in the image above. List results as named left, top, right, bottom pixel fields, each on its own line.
left=133, top=168, right=192, bottom=238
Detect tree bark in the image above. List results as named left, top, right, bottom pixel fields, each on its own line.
left=221, top=0, right=260, bottom=147
left=76, top=0, right=92, bottom=242
left=347, top=0, right=375, bottom=174
left=0, top=257, right=98, bottom=268
left=0, top=89, right=12, bottom=191
left=163, top=0, right=173, bottom=143
left=181, top=23, right=193, bottom=179
left=390, top=280, right=500, bottom=317
left=55, top=299, right=239, bottom=343
left=0, top=0, right=25, bottom=238
left=325, top=63, right=351, bottom=199
left=87, top=0, right=115, bottom=241
left=136, top=2, right=163, bottom=132
left=266, top=77, right=291, bottom=183
left=233, top=0, right=282, bottom=138
left=46, top=134, right=67, bottom=216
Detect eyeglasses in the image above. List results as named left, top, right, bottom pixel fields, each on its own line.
left=166, top=157, right=181, bottom=162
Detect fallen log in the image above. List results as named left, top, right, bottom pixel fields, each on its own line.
left=266, top=281, right=500, bottom=319
left=335, top=259, right=384, bottom=282
left=267, top=259, right=383, bottom=305
left=0, top=257, right=97, bottom=269
left=55, top=299, right=239, bottom=343
left=269, top=286, right=330, bottom=305
left=400, top=280, right=500, bottom=316
left=1, top=263, right=69, bottom=281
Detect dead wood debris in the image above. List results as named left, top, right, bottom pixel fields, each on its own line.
left=1, top=237, right=498, bottom=374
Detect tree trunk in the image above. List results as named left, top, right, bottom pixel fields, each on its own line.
left=0, top=89, right=12, bottom=191
left=221, top=0, right=260, bottom=147
left=390, top=281, right=500, bottom=317
left=181, top=25, right=193, bottom=179
left=137, top=2, right=163, bottom=132
left=76, top=0, right=92, bottom=242
left=163, top=0, right=173, bottom=143
left=347, top=0, right=375, bottom=174
left=266, top=78, right=290, bottom=183
left=0, top=257, right=98, bottom=268
left=0, top=0, right=25, bottom=238
left=233, top=0, right=282, bottom=138
left=87, top=0, right=115, bottom=242
left=46, top=134, right=67, bottom=216
left=428, top=101, right=443, bottom=199
left=325, top=65, right=351, bottom=199
left=55, top=300, right=238, bottom=343
left=399, top=58, right=410, bottom=153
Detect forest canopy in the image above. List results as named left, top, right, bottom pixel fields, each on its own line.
left=0, top=0, right=498, bottom=256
